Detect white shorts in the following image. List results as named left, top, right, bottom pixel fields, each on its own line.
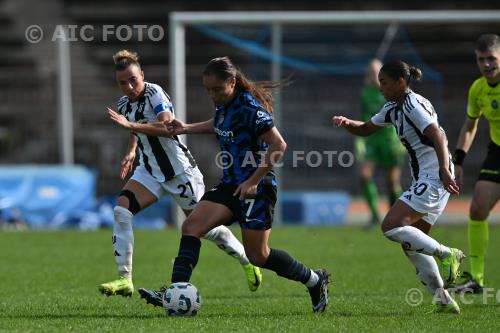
left=131, top=165, right=205, bottom=210
left=398, top=177, right=450, bottom=225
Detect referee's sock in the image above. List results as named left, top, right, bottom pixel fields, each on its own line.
left=171, top=235, right=201, bottom=283
left=468, top=218, right=488, bottom=286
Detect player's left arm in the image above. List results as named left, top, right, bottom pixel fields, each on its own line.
left=424, top=123, right=459, bottom=194
left=107, top=107, right=173, bottom=137
left=233, top=127, right=286, bottom=200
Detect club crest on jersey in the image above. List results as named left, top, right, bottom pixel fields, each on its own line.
left=492, top=99, right=498, bottom=110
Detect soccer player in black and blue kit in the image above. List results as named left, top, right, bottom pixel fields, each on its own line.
left=141, top=56, right=330, bottom=313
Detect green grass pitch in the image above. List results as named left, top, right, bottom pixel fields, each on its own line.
left=1, top=226, right=499, bottom=332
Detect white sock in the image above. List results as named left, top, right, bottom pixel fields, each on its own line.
left=404, top=249, right=453, bottom=305
left=305, top=270, right=319, bottom=288
left=203, top=225, right=249, bottom=265
left=384, top=226, right=451, bottom=259
left=113, top=206, right=134, bottom=280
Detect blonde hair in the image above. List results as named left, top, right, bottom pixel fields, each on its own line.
left=113, top=50, right=140, bottom=71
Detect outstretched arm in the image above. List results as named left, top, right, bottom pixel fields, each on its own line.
left=164, top=119, right=214, bottom=135
left=332, top=116, right=381, bottom=137
left=424, top=123, right=459, bottom=194
left=107, top=107, right=173, bottom=137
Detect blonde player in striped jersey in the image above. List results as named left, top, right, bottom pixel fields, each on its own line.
left=333, top=60, right=465, bottom=314
left=98, top=50, right=262, bottom=302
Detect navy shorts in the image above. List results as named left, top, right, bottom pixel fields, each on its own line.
left=200, top=182, right=277, bottom=230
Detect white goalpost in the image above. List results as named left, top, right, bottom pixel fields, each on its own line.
left=168, top=10, right=500, bottom=225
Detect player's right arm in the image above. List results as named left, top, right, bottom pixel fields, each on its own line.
left=164, top=118, right=214, bottom=135
left=332, top=116, right=381, bottom=137
left=120, top=134, right=137, bottom=180
left=454, top=117, right=479, bottom=187
left=456, top=117, right=480, bottom=153
left=454, top=81, right=482, bottom=186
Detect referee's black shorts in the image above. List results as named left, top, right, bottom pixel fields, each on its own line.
left=478, top=141, right=500, bottom=183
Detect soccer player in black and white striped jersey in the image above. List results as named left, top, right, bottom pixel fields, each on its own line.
left=98, top=50, right=262, bottom=300
left=333, top=60, right=464, bottom=314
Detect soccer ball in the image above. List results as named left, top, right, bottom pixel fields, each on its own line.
left=162, top=282, right=202, bottom=316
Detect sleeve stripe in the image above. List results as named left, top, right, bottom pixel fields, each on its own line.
left=384, top=108, right=392, bottom=123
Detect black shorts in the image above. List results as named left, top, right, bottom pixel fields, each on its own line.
left=478, top=141, right=500, bottom=183
left=200, top=182, right=277, bottom=230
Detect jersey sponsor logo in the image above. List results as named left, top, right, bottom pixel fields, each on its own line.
left=214, top=127, right=234, bottom=138
left=492, top=99, right=498, bottom=109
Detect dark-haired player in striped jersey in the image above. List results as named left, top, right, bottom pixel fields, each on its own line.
left=99, top=50, right=262, bottom=299
left=141, top=56, right=330, bottom=313
left=333, top=60, right=464, bottom=314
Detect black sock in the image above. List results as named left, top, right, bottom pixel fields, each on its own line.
left=171, top=235, right=201, bottom=283
left=262, top=248, right=311, bottom=283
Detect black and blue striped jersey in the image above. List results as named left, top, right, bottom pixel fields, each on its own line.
left=213, top=91, right=276, bottom=186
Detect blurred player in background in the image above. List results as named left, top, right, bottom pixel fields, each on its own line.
left=454, top=34, right=500, bottom=294
left=333, top=60, right=465, bottom=314
left=141, top=56, right=330, bottom=313
left=99, top=50, right=262, bottom=299
left=356, top=59, right=404, bottom=228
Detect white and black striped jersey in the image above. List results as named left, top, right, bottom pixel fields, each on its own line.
left=117, top=82, right=196, bottom=182
left=371, top=90, right=452, bottom=181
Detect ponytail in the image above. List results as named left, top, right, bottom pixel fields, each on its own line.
left=203, top=56, right=285, bottom=115
left=381, top=60, right=422, bottom=85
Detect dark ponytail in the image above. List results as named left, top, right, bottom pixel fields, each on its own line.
left=203, top=56, right=283, bottom=115
left=409, top=66, right=423, bottom=82
left=381, top=60, right=422, bottom=85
